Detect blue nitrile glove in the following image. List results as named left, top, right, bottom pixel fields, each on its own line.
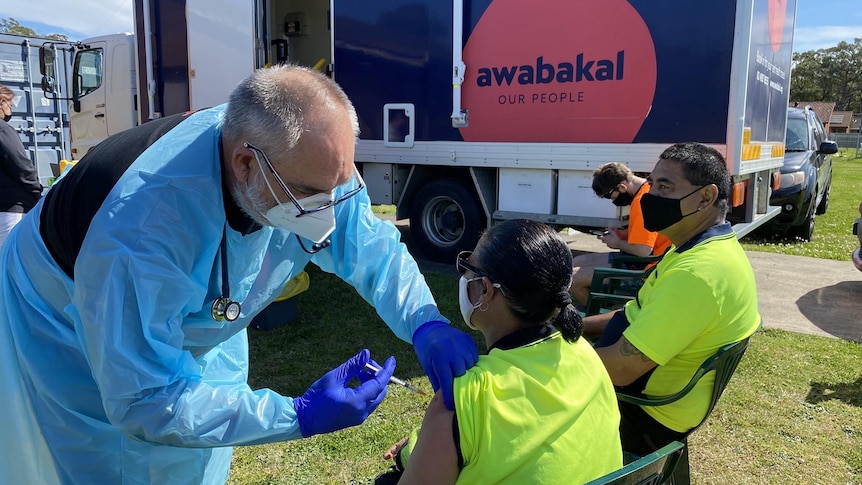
left=412, top=320, right=479, bottom=410
left=293, top=349, right=396, bottom=437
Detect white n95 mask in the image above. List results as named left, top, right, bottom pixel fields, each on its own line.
left=458, top=276, right=483, bottom=330
left=264, top=193, right=336, bottom=244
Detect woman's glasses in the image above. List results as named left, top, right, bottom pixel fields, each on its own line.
left=456, top=251, right=485, bottom=277
left=456, top=251, right=511, bottom=298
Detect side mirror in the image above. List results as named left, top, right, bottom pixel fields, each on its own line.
left=72, top=72, right=81, bottom=112
left=819, top=140, right=839, bottom=155
left=39, top=46, right=57, bottom=95
left=40, top=76, right=55, bottom=94
left=38, top=45, right=55, bottom=78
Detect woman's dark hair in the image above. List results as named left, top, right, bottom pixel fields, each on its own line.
left=473, top=219, right=583, bottom=342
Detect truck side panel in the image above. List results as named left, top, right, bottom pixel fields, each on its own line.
left=0, top=34, right=72, bottom=186
left=738, top=0, right=796, bottom=168
left=333, top=0, right=456, bottom=142
left=334, top=0, right=738, bottom=145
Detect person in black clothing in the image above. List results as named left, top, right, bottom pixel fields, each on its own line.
left=0, top=84, right=42, bottom=249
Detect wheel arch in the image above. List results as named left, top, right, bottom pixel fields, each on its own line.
left=396, top=166, right=493, bottom=228
left=399, top=167, right=493, bottom=262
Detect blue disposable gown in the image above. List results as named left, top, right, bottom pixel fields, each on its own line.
left=0, top=106, right=446, bottom=484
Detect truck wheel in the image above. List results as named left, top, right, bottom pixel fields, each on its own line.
left=789, top=202, right=815, bottom=241
left=816, top=182, right=830, bottom=215
left=409, top=180, right=485, bottom=263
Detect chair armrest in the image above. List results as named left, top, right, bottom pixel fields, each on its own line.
left=584, top=292, right=635, bottom=317
left=617, top=387, right=694, bottom=407
left=611, top=252, right=663, bottom=269
left=616, top=337, right=752, bottom=407
left=589, top=267, right=649, bottom=294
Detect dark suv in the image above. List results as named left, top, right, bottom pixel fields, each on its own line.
left=769, top=107, right=839, bottom=240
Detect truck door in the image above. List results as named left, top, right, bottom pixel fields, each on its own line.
left=71, top=42, right=108, bottom=156
left=185, top=0, right=256, bottom=111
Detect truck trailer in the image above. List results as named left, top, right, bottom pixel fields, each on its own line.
left=1, top=33, right=72, bottom=187
left=42, top=0, right=797, bottom=262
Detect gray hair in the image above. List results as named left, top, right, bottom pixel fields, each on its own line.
left=221, top=64, right=359, bottom=163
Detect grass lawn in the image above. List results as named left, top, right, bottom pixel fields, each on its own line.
left=739, top=148, right=862, bottom=260
left=229, top=266, right=862, bottom=485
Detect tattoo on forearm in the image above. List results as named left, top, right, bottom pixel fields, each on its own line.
left=620, top=338, right=651, bottom=362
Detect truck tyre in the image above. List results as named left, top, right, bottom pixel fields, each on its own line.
left=409, top=179, right=485, bottom=263
left=815, top=182, right=830, bottom=215
left=789, top=201, right=815, bottom=241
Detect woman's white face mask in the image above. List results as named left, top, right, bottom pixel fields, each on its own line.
left=458, top=276, right=483, bottom=330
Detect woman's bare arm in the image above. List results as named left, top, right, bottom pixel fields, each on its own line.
left=398, top=391, right=460, bottom=485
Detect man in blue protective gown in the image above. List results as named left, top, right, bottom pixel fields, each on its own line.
left=0, top=65, right=478, bottom=484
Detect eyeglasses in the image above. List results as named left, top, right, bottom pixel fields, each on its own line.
left=456, top=251, right=485, bottom=277
left=600, top=188, right=619, bottom=200
left=245, top=142, right=365, bottom=217
left=456, top=251, right=511, bottom=298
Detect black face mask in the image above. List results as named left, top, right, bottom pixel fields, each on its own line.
left=2, top=112, right=10, bottom=123
left=612, top=192, right=634, bottom=207
left=640, top=186, right=706, bottom=231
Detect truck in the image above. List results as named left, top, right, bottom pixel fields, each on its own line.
left=1, top=33, right=73, bottom=187
left=40, top=0, right=797, bottom=263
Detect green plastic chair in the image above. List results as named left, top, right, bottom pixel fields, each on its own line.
left=609, top=252, right=663, bottom=270
left=584, top=441, right=685, bottom=485
left=583, top=266, right=655, bottom=317
left=616, top=334, right=755, bottom=485
left=616, top=336, right=752, bottom=424
left=579, top=249, right=666, bottom=318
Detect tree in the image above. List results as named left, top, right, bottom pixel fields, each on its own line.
left=790, top=39, right=862, bottom=113
left=0, top=17, right=67, bottom=41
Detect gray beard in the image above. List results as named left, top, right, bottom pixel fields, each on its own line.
left=230, top=175, right=272, bottom=228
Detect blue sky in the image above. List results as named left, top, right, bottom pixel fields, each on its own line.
left=1, top=0, right=860, bottom=52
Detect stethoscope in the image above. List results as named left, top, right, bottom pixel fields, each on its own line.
left=211, top=226, right=242, bottom=322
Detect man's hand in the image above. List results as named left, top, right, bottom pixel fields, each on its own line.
left=600, top=228, right=625, bottom=249
left=412, top=321, right=478, bottom=410
left=293, top=349, right=395, bottom=437
left=609, top=227, right=629, bottom=240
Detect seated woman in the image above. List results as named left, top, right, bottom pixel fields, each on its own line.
left=380, top=219, right=622, bottom=484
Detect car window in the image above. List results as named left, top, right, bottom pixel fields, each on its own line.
left=785, top=118, right=809, bottom=151
left=809, top=112, right=824, bottom=146
left=73, top=48, right=103, bottom=98
left=812, top=113, right=826, bottom=145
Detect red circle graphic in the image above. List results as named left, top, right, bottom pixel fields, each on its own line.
left=459, top=0, right=657, bottom=143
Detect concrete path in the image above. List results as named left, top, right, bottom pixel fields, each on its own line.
left=558, top=228, right=862, bottom=343
left=382, top=216, right=862, bottom=343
